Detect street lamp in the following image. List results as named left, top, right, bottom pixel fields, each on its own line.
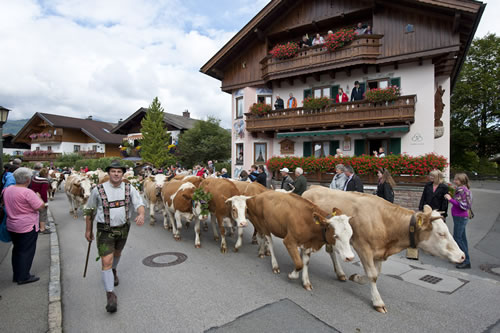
left=0, top=106, right=11, bottom=187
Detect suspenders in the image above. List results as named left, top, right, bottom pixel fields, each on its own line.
left=96, top=183, right=131, bottom=225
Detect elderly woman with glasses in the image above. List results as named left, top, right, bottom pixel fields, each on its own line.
left=3, top=167, right=45, bottom=285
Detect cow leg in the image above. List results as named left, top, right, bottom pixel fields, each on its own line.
left=217, top=216, right=227, bottom=254
left=72, top=199, right=78, bottom=219
left=301, top=248, right=313, bottom=290
left=326, top=245, right=347, bottom=281
left=251, top=228, right=258, bottom=245
left=211, top=215, right=219, bottom=241
left=166, top=210, right=177, bottom=238
left=194, top=217, right=201, bottom=248
left=283, top=236, right=302, bottom=280
left=202, top=220, right=209, bottom=232
left=265, top=235, right=280, bottom=274
left=173, top=211, right=183, bottom=241
left=162, top=207, right=171, bottom=230
left=349, top=253, right=386, bottom=313
left=256, top=233, right=266, bottom=258
left=234, top=226, right=244, bottom=252
left=149, top=202, right=156, bottom=226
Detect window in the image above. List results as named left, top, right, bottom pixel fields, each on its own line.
left=92, top=145, right=98, bottom=152
left=254, top=143, right=267, bottom=165
left=257, top=96, right=272, bottom=105
left=74, top=145, right=81, bottom=152
left=368, top=79, right=389, bottom=90
left=36, top=147, right=40, bottom=151
left=236, top=143, right=244, bottom=165
left=47, top=146, right=52, bottom=151
left=236, top=97, right=244, bottom=119
left=313, top=87, right=330, bottom=98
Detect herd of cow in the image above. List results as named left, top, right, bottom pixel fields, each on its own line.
left=55, top=169, right=466, bottom=314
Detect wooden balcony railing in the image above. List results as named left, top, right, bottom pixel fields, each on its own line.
left=31, top=135, right=63, bottom=143
left=261, top=35, right=383, bottom=81
left=23, top=153, right=62, bottom=161
left=78, top=152, right=105, bottom=159
left=245, top=95, right=416, bottom=133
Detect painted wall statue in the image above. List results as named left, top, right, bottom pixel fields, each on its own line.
left=434, top=85, right=445, bottom=127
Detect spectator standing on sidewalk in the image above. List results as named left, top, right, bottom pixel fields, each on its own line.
left=3, top=167, right=45, bottom=285
left=419, top=169, right=448, bottom=220
left=375, top=168, right=395, bottom=203
left=445, top=173, right=472, bottom=269
left=84, top=161, right=145, bottom=313
left=29, top=168, right=51, bottom=234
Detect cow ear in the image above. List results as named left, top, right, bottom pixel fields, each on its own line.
left=224, top=196, right=232, bottom=204
left=423, top=205, right=432, bottom=215
left=415, top=212, right=432, bottom=230
left=312, top=212, right=327, bottom=225
left=331, top=207, right=342, bottom=216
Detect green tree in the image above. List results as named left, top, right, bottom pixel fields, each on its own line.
left=451, top=33, right=500, bottom=168
left=177, top=117, right=231, bottom=168
left=139, top=97, right=173, bottom=167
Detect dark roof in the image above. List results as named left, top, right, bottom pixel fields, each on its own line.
left=111, top=107, right=199, bottom=134
left=13, top=112, right=125, bottom=144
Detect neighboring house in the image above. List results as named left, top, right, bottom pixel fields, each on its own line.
left=13, top=113, right=125, bottom=161
left=2, top=133, right=30, bottom=156
left=200, top=0, right=484, bottom=177
left=111, top=108, right=198, bottom=146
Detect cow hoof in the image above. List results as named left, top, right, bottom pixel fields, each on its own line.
left=338, top=275, right=347, bottom=282
left=374, top=305, right=388, bottom=314
left=288, top=272, right=300, bottom=280
left=258, top=254, right=265, bottom=259
left=73, top=215, right=78, bottom=219
left=163, top=225, right=168, bottom=229
left=220, top=247, right=227, bottom=254
left=272, top=268, right=280, bottom=274
left=214, top=236, right=220, bottom=242
left=195, top=244, right=201, bottom=249
left=233, top=247, right=239, bottom=253
left=265, top=250, right=271, bottom=257
left=185, top=222, right=190, bottom=229
left=349, top=274, right=359, bottom=282
left=167, top=226, right=173, bottom=231
left=174, top=235, right=181, bottom=241
left=303, top=284, right=313, bottom=291
left=251, top=239, right=258, bottom=245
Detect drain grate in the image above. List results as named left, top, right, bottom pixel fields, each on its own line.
left=142, top=252, right=187, bottom=268
left=419, top=275, right=443, bottom=284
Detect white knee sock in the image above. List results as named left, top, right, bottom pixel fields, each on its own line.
left=112, top=256, right=120, bottom=270
left=101, top=269, right=114, bottom=292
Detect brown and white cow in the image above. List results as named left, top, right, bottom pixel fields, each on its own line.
left=302, top=186, right=465, bottom=313
left=193, top=178, right=251, bottom=253
left=143, top=174, right=168, bottom=226
left=64, top=174, right=92, bottom=218
left=246, top=191, right=354, bottom=291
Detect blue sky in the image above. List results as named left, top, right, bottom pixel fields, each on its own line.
left=0, top=0, right=497, bottom=129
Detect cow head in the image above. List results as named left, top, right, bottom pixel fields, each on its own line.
left=313, top=210, right=355, bottom=262
left=154, top=174, right=167, bottom=196
left=79, top=178, right=92, bottom=204
left=225, top=195, right=252, bottom=228
left=416, top=205, right=465, bottom=264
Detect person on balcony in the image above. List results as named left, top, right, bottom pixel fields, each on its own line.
left=299, top=35, right=312, bottom=48
left=350, top=81, right=365, bottom=101
left=355, top=22, right=366, bottom=35
left=287, top=93, right=297, bottom=108
left=365, top=25, right=373, bottom=34
left=378, top=147, right=386, bottom=157
left=312, top=33, right=324, bottom=45
left=334, top=148, right=343, bottom=158
left=335, top=88, right=349, bottom=103
left=274, top=95, right=284, bottom=110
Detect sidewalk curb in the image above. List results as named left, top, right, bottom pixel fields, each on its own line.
left=47, top=209, right=62, bottom=333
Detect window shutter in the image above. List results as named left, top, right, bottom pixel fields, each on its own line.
left=354, top=139, right=366, bottom=156
left=389, top=138, right=401, bottom=155
left=390, top=77, right=401, bottom=88
left=329, top=140, right=340, bottom=155
left=303, top=89, right=312, bottom=100
left=330, top=85, right=339, bottom=99
left=303, top=142, right=312, bottom=157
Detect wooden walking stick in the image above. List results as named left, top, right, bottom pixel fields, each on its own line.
left=83, top=210, right=95, bottom=278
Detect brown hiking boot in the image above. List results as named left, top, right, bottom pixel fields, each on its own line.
left=106, top=291, right=117, bottom=313
left=112, top=269, right=119, bottom=286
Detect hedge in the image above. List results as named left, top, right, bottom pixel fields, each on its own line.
left=266, top=153, right=447, bottom=176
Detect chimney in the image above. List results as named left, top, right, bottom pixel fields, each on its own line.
left=87, top=115, right=93, bottom=120
left=182, top=109, right=190, bottom=118
left=118, top=118, right=123, bottom=124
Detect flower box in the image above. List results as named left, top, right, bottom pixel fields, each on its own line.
left=269, top=42, right=299, bottom=59
left=365, top=86, right=401, bottom=103
left=249, top=103, right=272, bottom=116
left=302, top=96, right=331, bottom=110
left=324, top=28, right=356, bottom=52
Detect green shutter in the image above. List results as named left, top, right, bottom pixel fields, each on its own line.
left=329, top=140, right=340, bottom=156
left=354, top=139, right=366, bottom=156
left=390, top=77, right=401, bottom=88
left=303, top=142, right=312, bottom=157
left=330, top=85, right=339, bottom=99
left=389, top=138, right=401, bottom=155
left=303, top=89, right=312, bottom=100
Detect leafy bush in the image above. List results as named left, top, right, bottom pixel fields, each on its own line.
left=302, top=96, right=331, bottom=110
left=74, top=157, right=135, bottom=171
left=266, top=153, right=447, bottom=176
left=56, top=153, right=82, bottom=165
left=324, top=28, right=356, bottom=52
left=269, top=42, right=299, bottom=59
left=249, top=103, right=272, bottom=116
left=365, top=86, right=401, bottom=103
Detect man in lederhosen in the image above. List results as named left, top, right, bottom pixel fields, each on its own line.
left=85, top=161, right=145, bottom=313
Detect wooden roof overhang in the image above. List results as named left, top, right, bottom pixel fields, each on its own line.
left=201, top=0, right=485, bottom=93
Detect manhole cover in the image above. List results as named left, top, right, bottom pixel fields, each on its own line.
left=142, top=252, right=187, bottom=268
left=479, top=264, right=500, bottom=277
left=419, top=275, right=443, bottom=284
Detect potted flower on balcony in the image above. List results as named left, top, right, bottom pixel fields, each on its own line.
left=269, top=42, right=299, bottom=60
left=324, top=28, right=356, bottom=52
left=249, top=103, right=272, bottom=117
left=29, top=133, right=38, bottom=140
left=365, top=86, right=401, bottom=104
left=302, top=96, right=331, bottom=110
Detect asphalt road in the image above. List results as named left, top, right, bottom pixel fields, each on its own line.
left=50, top=185, right=500, bottom=333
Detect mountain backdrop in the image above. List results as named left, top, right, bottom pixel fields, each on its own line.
left=3, top=119, right=29, bottom=135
